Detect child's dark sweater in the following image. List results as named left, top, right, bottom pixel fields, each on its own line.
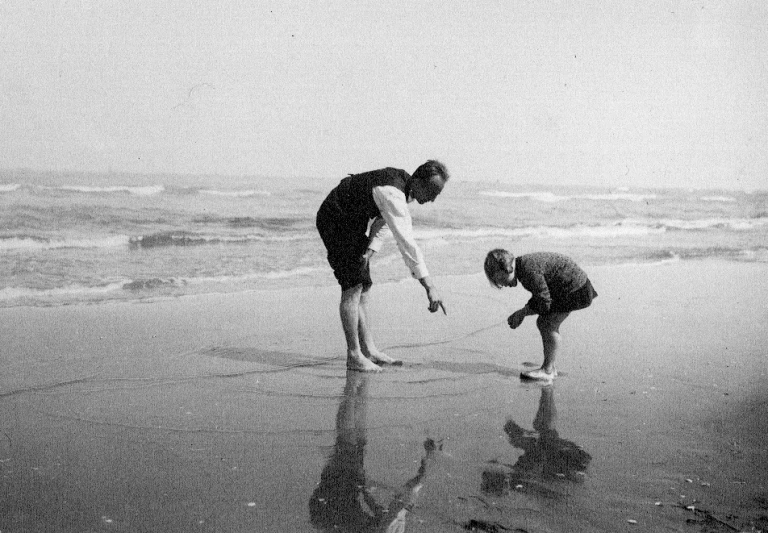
left=515, top=252, right=589, bottom=314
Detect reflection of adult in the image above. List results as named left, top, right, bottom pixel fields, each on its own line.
left=482, top=386, right=591, bottom=498
left=309, top=371, right=440, bottom=532
left=316, top=162, right=450, bottom=372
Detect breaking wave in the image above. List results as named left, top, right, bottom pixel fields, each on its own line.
left=479, top=190, right=658, bottom=202
left=0, top=235, right=130, bottom=251
left=414, top=223, right=665, bottom=242
left=198, top=188, right=271, bottom=197
left=53, top=184, right=165, bottom=196
left=128, top=231, right=312, bottom=248
left=0, top=267, right=326, bottom=306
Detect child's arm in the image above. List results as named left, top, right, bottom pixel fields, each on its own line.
left=525, top=272, right=552, bottom=314
left=508, top=305, right=536, bottom=329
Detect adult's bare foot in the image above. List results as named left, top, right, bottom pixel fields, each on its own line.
left=347, top=353, right=382, bottom=372
left=365, top=351, right=403, bottom=366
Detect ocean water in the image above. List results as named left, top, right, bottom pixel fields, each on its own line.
left=1, top=169, right=766, bottom=308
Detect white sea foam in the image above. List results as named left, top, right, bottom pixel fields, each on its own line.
left=655, top=217, right=768, bottom=231
left=414, top=223, right=665, bottom=241
left=120, top=267, right=326, bottom=290
left=613, top=252, right=682, bottom=268
left=164, top=266, right=328, bottom=296
left=0, top=183, right=21, bottom=192
left=55, top=184, right=165, bottom=196
left=221, top=233, right=314, bottom=243
left=478, top=190, right=657, bottom=202
left=739, top=248, right=768, bottom=262
left=189, top=266, right=324, bottom=284
left=128, top=232, right=314, bottom=247
left=249, top=234, right=314, bottom=242
left=700, top=195, right=737, bottom=203
left=0, top=266, right=325, bottom=304
left=479, top=191, right=564, bottom=202
left=0, top=282, right=127, bottom=302
left=199, top=189, right=271, bottom=197
left=0, top=235, right=131, bottom=251
left=259, top=266, right=323, bottom=279
left=578, top=193, right=657, bottom=202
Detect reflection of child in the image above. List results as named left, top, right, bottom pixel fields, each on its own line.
left=482, top=386, right=592, bottom=498
left=484, top=250, right=597, bottom=381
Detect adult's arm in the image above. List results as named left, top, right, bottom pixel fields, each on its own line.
left=370, top=185, right=429, bottom=279
left=371, top=186, right=446, bottom=314
left=367, top=216, right=389, bottom=253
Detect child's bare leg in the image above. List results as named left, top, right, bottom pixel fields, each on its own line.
left=522, top=312, right=569, bottom=381
left=537, top=312, right=570, bottom=373
left=340, top=285, right=381, bottom=372
left=358, top=287, right=401, bottom=365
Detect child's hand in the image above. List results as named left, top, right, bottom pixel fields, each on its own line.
left=507, top=311, right=525, bottom=329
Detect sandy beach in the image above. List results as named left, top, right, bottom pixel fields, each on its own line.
left=1, top=260, right=766, bottom=532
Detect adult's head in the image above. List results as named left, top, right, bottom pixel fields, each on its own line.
left=411, top=160, right=449, bottom=204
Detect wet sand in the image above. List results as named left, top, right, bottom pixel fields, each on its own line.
left=1, top=260, right=766, bottom=532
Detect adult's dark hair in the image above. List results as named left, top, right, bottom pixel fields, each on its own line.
left=412, top=160, right=449, bottom=183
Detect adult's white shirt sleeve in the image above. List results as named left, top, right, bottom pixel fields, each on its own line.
left=371, top=185, right=430, bottom=279
left=367, top=216, right=389, bottom=253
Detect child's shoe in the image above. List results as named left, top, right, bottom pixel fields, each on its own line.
left=520, top=368, right=556, bottom=382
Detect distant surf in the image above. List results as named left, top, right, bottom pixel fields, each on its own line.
left=479, top=190, right=658, bottom=202
left=0, top=267, right=327, bottom=306
left=199, top=188, right=271, bottom=197
left=413, top=223, right=665, bottom=242
left=0, top=235, right=131, bottom=251
left=2, top=170, right=765, bottom=308
left=53, top=184, right=165, bottom=196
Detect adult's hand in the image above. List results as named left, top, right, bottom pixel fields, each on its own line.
left=427, top=287, right=447, bottom=315
left=360, top=248, right=375, bottom=269
left=419, top=275, right=447, bottom=315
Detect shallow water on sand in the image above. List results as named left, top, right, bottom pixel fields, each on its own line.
left=1, top=263, right=766, bottom=532
left=1, top=342, right=765, bottom=532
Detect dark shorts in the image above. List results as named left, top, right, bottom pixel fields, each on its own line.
left=549, top=279, right=598, bottom=314
left=316, top=205, right=372, bottom=291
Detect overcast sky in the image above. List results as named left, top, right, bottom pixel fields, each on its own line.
left=1, top=1, right=766, bottom=189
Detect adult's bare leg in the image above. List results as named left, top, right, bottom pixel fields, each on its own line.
left=340, top=284, right=381, bottom=372
left=358, top=286, right=401, bottom=365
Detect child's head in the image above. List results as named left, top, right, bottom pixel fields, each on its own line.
left=484, top=249, right=515, bottom=288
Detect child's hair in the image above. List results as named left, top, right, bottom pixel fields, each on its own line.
left=484, top=249, right=515, bottom=289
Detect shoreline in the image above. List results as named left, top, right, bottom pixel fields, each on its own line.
left=2, top=254, right=765, bottom=311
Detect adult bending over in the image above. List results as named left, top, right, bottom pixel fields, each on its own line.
left=316, top=161, right=449, bottom=372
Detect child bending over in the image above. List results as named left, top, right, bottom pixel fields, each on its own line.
left=484, top=250, right=598, bottom=382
